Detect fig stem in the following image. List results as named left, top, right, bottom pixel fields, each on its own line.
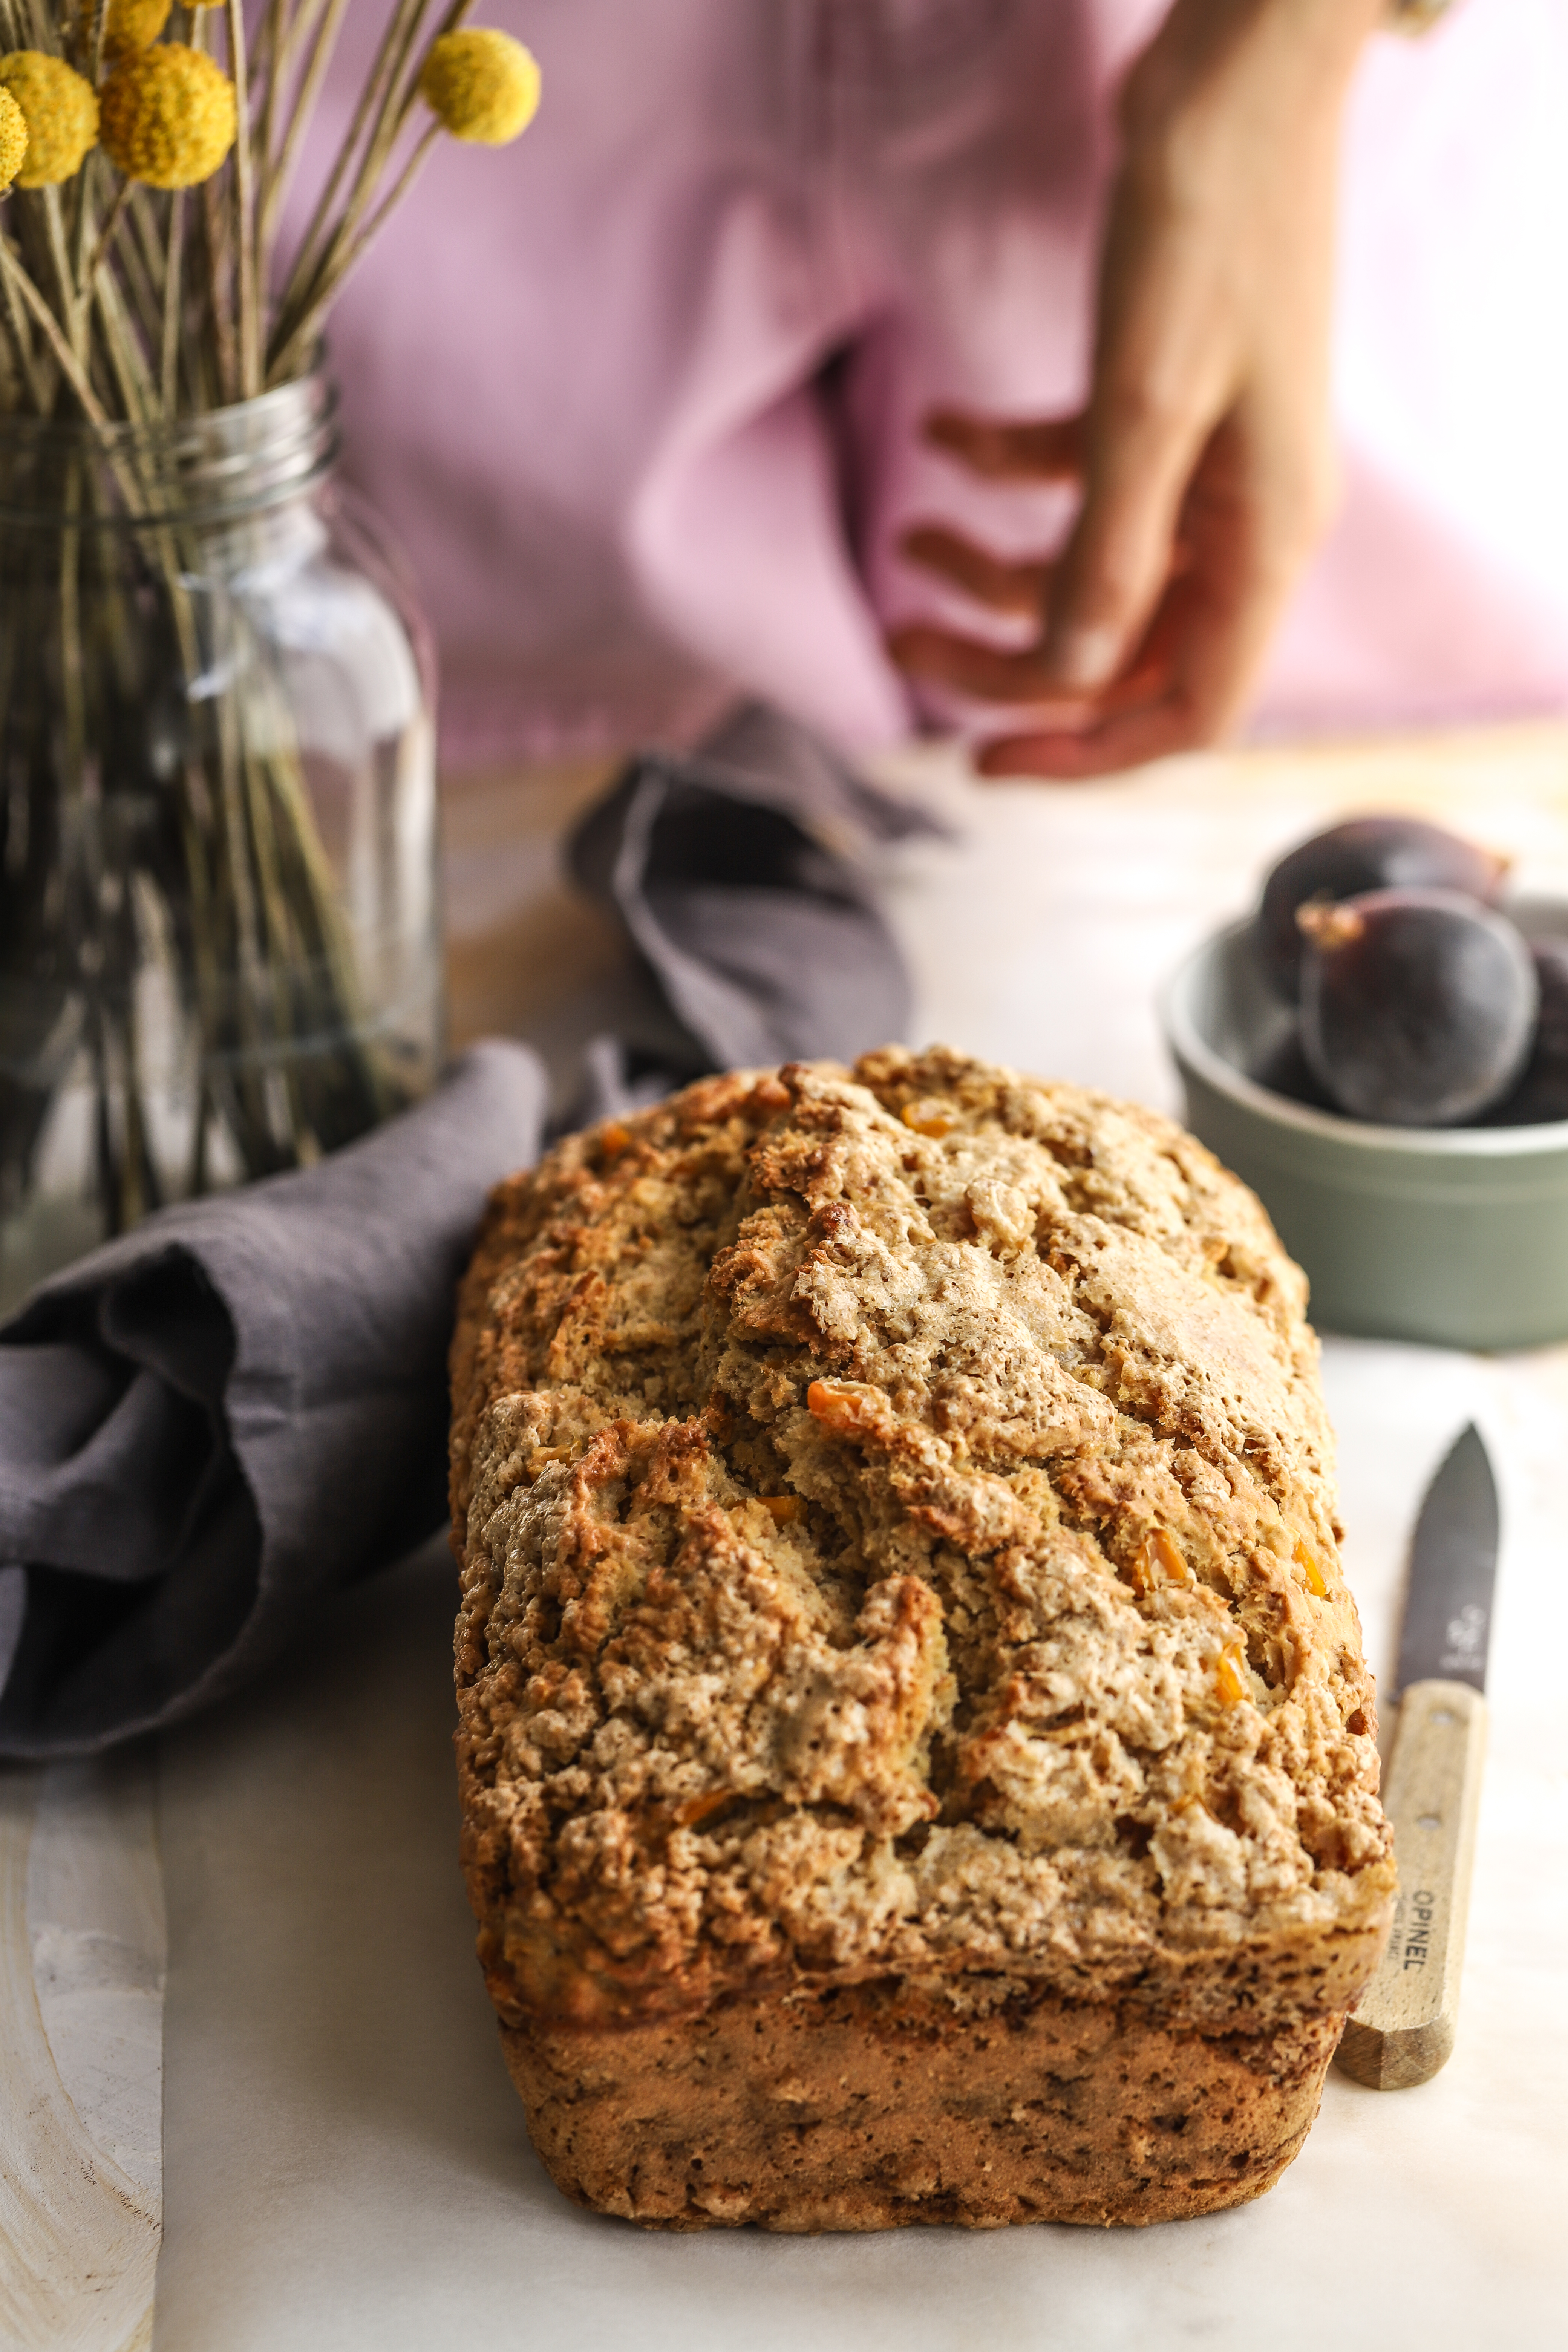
left=1297, top=900, right=1366, bottom=950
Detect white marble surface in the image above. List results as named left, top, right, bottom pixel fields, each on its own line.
left=1, top=1750, right=164, bottom=2351
left=149, top=730, right=1568, bottom=2346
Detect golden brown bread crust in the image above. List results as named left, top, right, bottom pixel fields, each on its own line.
left=450, top=1047, right=1395, bottom=2225
left=502, top=1983, right=1343, bottom=2231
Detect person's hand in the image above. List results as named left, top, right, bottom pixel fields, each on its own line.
left=889, top=0, right=1385, bottom=779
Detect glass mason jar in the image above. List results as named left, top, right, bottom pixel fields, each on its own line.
left=0, top=372, right=442, bottom=1311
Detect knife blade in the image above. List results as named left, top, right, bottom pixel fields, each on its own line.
left=1395, top=1421, right=1498, bottom=1698
left=1337, top=1422, right=1496, bottom=2092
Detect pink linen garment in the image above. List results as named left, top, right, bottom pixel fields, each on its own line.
left=313, top=0, right=1568, bottom=766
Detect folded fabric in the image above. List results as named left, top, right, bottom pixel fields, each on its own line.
left=0, top=1043, right=546, bottom=1757
left=0, top=706, right=932, bottom=1755
left=565, top=701, right=944, bottom=1116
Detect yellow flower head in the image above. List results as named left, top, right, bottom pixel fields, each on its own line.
left=99, top=42, right=236, bottom=189
left=97, top=0, right=172, bottom=61
left=0, top=52, right=99, bottom=188
left=0, top=86, right=26, bottom=196
left=418, top=28, right=540, bottom=145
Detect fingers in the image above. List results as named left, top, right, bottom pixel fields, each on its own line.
left=973, top=642, right=1215, bottom=779
left=890, top=564, right=1237, bottom=780
left=887, top=619, right=1090, bottom=712
left=923, top=408, right=1086, bottom=483
left=888, top=602, right=1170, bottom=719
left=924, top=370, right=1218, bottom=694
left=968, top=469, right=1292, bottom=781
left=901, top=524, right=1050, bottom=616
left=903, top=361, right=1327, bottom=772
left=976, top=697, right=1209, bottom=781
left=1041, top=369, right=1217, bottom=692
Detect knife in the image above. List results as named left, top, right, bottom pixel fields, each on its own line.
left=1336, top=1422, right=1496, bottom=2092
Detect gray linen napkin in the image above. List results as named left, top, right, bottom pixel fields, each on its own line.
left=0, top=1042, right=546, bottom=1756
left=0, top=707, right=931, bottom=1755
left=565, top=702, right=943, bottom=1116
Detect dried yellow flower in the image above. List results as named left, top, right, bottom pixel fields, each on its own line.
left=99, top=42, right=236, bottom=189
left=418, top=28, right=540, bottom=145
left=0, top=86, right=26, bottom=196
left=0, top=52, right=99, bottom=188
left=97, top=0, right=172, bottom=61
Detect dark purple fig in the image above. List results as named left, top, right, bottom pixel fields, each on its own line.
left=1257, top=815, right=1507, bottom=998
left=1251, top=1026, right=1335, bottom=1111
left=1298, top=888, right=1537, bottom=1126
left=1475, top=939, right=1568, bottom=1125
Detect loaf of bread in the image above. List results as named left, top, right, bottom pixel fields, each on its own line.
left=450, top=1047, right=1394, bottom=2230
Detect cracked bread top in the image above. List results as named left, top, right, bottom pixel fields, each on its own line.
left=451, top=1047, right=1394, bottom=2034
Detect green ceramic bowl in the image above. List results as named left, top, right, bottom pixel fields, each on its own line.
left=1161, top=898, right=1568, bottom=1349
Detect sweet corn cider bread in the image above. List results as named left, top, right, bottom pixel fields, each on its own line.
left=449, top=1048, right=1395, bottom=2231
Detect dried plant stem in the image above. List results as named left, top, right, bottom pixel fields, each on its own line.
left=249, top=0, right=293, bottom=95
left=177, top=786, right=220, bottom=1197
left=92, top=266, right=157, bottom=426
left=268, top=120, right=438, bottom=386
left=240, top=748, right=313, bottom=1150
left=271, top=0, right=433, bottom=343
left=212, top=665, right=266, bottom=1007
left=331, top=0, right=467, bottom=228
left=0, top=280, right=28, bottom=378
left=68, top=144, right=96, bottom=290
left=76, top=182, right=135, bottom=323
left=269, top=0, right=473, bottom=371
left=225, top=0, right=262, bottom=400
left=104, top=199, right=167, bottom=369
left=392, top=0, right=472, bottom=124
left=200, top=174, right=238, bottom=405
left=252, top=0, right=293, bottom=191
left=41, top=190, right=83, bottom=355
left=80, top=0, right=107, bottom=77
left=70, top=175, right=159, bottom=422
left=127, top=191, right=172, bottom=317
left=272, top=0, right=331, bottom=89
left=257, top=0, right=352, bottom=268
left=162, top=193, right=185, bottom=415
left=0, top=237, right=112, bottom=429
left=0, top=248, right=47, bottom=409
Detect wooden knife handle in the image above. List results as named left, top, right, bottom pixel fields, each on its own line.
left=1337, top=1678, right=1487, bottom=2090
